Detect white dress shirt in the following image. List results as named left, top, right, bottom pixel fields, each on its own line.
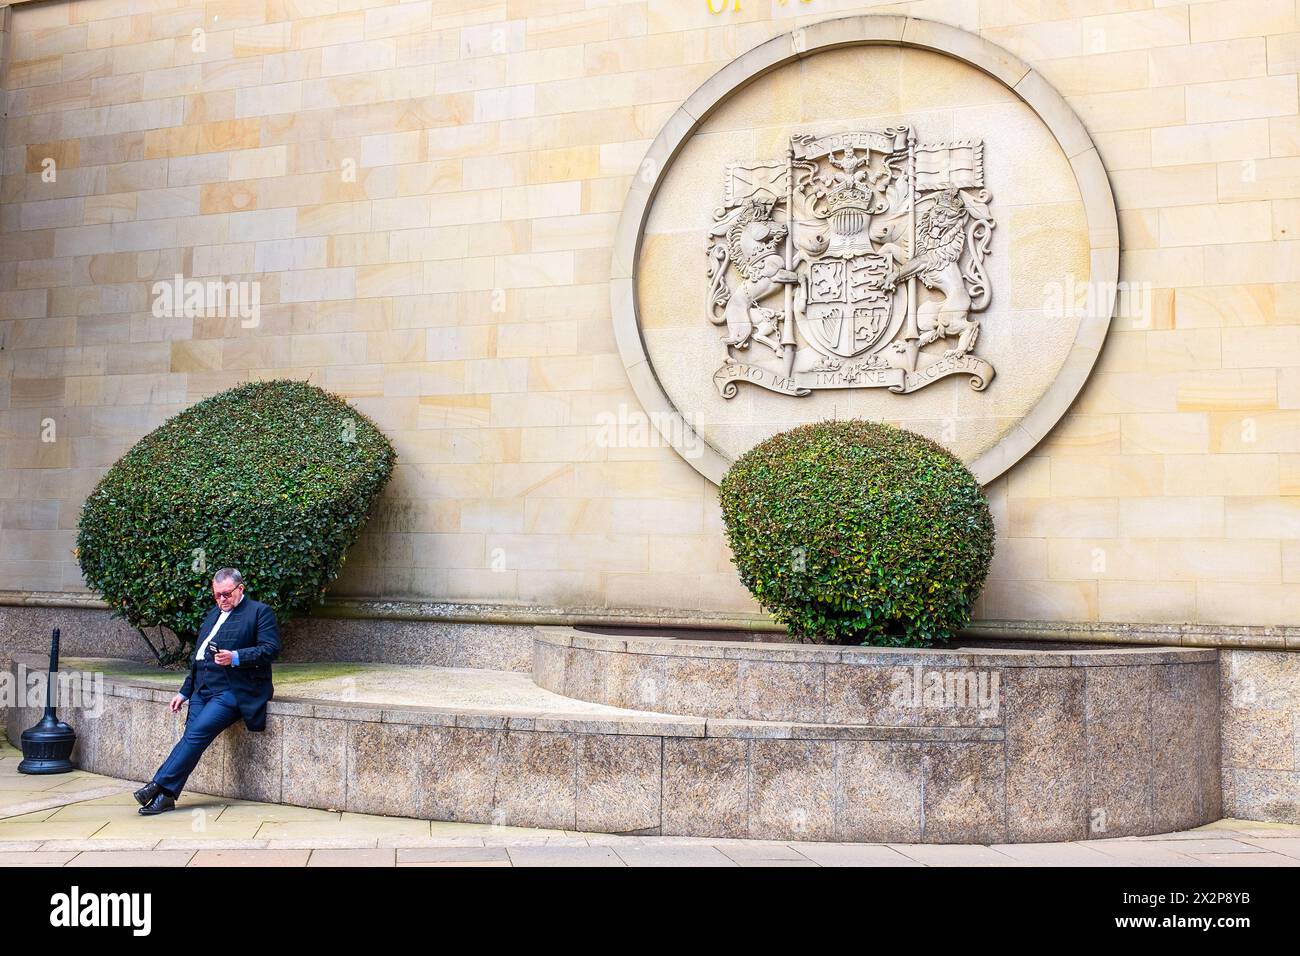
left=194, top=592, right=243, bottom=661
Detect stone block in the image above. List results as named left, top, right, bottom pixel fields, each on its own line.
left=923, top=742, right=1007, bottom=844
left=662, top=656, right=739, bottom=719
left=281, top=715, right=347, bottom=811
left=493, top=731, right=577, bottom=831
left=1004, top=666, right=1087, bottom=841
left=603, top=650, right=667, bottom=712
left=561, top=647, right=606, bottom=704
left=422, top=727, right=499, bottom=824
left=835, top=740, right=925, bottom=842
left=825, top=661, right=920, bottom=727
left=737, top=660, right=825, bottom=723
left=662, top=737, right=748, bottom=838
left=1085, top=664, right=1153, bottom=838
left=576, top=734, right=661, bottom=834
left=1223, top=768, right=1300, bottom=823
left=225, top=715, right=284, bottom=804
left=749, top=739, right=835, bottom=841
left=1152, top=664, right=1210, bottom=832
left=343, top=721, right=388, bottom=817
left=531, top=639, right=567, bottom=695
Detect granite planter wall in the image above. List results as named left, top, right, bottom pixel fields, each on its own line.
left=534, top=626, right=1224, bottom=839
left=1221, top=648, right=1300, bottom=825
left=4, top=632, right=1223, bottom=842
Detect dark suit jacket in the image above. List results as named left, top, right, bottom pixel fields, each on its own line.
left=179, top=596, right=280, bottom=732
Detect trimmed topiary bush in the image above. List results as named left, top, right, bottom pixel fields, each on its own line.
left=77, top=379, right=396, bottom=666
left=719, top=420, right=995, bottom=647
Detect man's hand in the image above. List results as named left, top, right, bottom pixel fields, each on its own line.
left=214, top=649, right=234, bottom=666
left=170, top=694, right=186, bottom=713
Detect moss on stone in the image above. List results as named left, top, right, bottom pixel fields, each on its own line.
left=58, top=657, right=371, bottom=686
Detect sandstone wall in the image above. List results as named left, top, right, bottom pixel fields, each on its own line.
left=0, top=0, right=1298, bottom=631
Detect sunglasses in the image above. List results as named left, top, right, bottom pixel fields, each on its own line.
left=214, top=586, right=243, bottom=599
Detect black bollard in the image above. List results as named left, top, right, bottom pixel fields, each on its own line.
left=18, top=627, right=77, bottom=774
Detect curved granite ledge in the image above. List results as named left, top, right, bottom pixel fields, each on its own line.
left=533, top=625, right=1220, bottom=723
left=3, top=653, right=1219, bottom=843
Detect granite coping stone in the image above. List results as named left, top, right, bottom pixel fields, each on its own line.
left=702, top=720, right=1006, bottom=742
left=536, top=628, right=1218, bottom=668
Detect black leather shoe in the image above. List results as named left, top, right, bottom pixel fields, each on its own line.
left=133, top=781, right=160, bottom=806
left=138, top=792, right=176, bottom=815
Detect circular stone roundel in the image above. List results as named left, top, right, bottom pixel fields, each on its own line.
left=610, top=15, right=1118, bottom=485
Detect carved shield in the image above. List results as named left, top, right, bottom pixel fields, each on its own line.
left=798, top=253, right=905, bottom=358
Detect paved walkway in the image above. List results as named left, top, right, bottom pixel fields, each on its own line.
left=2, top=735, right=1298, bottom=867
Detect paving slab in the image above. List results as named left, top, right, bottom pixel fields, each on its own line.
left=379, top=832, right=488, bottom=848
left=793, top=844, right=921, bottom=866
left=508, top=845, right=625, bottom=866
left=0, top=808, right=61, bottom=823
left=715, top=842, right=809, bottom=863
left=735, top=859, right=818, bottom=866
left=989, top=843, right=1131, bottom=866
left=430, top=821, right=564, bottom=839
left=216, top=804, right=342, bottom=824
left=307, top=848, right=397, bottom=866
left=36, top=838, right=158, bottom=852
left=0, top=790, right=60, bottom=809
left=187, top=849, right=312, bottom=867
left=398, top=859, right=512, bottom=866
left=61, top=792, right=151, bottom=807
left=156, top=839, right=272, bottom=850
left=49, top=775, right=138, bottom=792
left=1132, top=829, right=1255, bottom=842
left=1238, top=837, right=1300, bottom=859
left=614, top=846, right=739, bottom=867
left=253, top=817, right=430, bottom=841
left=45, top=802, right=165, bottom=822
left=397, top=847, right=511, bottom=864
left=1186, top=852, right=1300, bottom=867
left=581, top=834, right=648, bottom=847
left=1140, top=839, right=1271, bottom=855
left=1081, top=842, right=1211, bottom=866
left=0, top=840, right=44, bottom=851
left=0, top=851, right=78, bottom=866
left=0, top=820, right=106, bottom=839
left=888, top=844, right=1019, bottom=866
left=93, top=819, right=264, bottom=840
left=67, top=850, right=194, bottom=867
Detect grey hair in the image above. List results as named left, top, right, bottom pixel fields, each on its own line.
left=213, top=568, right=243, bottom=586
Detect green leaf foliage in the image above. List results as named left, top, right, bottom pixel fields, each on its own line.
left=718, top=419, right=995, bottom=647
left=76, top=380, right=396, bottom=657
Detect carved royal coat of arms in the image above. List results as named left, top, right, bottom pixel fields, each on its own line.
left=706, top=127, right=996, bottom=397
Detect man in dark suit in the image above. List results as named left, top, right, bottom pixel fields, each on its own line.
left=134, top=568, right=280, bottom=815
